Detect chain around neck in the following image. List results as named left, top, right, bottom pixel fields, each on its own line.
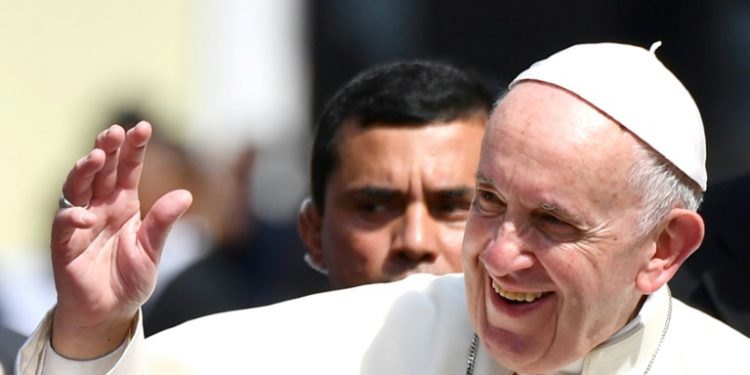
left=465, top=333, right=479, bottom=375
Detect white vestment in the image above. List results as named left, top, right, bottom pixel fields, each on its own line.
left=16, top=273, right=750, bottom=374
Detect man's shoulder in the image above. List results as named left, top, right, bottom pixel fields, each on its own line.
left=670, top=297, right=749, bottom=341
left=282, top=272, right=467, bottom=310
left=655, top=297, right=750, bottom=373
left=143, top=273, right=472, bottom=373
left=158, top=272, right=466, bottom=325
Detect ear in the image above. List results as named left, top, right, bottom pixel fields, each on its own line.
left=297, top=197, right=326, bottom=268
left=636, top=209, right=704, bottom=294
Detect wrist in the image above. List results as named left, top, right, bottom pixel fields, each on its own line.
left=51, top=308, right=138, bottom=359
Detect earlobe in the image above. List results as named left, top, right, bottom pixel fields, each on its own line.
left=297, top=198, right=327, bottom=270
left=636, top=209, right=704, bottom=294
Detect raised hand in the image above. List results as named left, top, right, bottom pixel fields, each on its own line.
left=50, top=122, right=193, bottom=359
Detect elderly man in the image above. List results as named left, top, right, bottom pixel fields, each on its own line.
left=17, top=43, right=750, bottom=374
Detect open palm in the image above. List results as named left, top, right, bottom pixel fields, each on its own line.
left=50, top=122, right=192, bottom=358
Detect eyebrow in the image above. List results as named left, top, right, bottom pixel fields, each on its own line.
left=348, top=186, right=473, bottom=199
left=349, top=186, right=400, bottom=199
left=432, top=188, right=474, bottom=200
left=538, top=201, right=574, bottom=218
left=475, top=172, right=494, bottom=188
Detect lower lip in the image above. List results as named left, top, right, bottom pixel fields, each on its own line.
left=487, top=279, right=552, bottom=319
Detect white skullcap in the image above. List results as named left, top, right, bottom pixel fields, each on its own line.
left=510, top=42, right=707, bottom=191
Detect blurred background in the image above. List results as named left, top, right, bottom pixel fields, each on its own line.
left=1, top=0, right=748, bottom=337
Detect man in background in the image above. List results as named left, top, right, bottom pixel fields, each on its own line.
left=298, top=60, right=493, bottom=288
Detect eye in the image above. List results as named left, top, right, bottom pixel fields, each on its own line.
left=351, top=195, right=403, bottom=224
left=356, top=200, right=387, bottom=213
left=540, top=214, right=566, bottom=225
left=536, top=214, right=580, bottom=241
left=472, top=189, right=505, bottom=216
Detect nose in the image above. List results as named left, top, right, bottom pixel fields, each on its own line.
left=391, top=203, right=438, bottom=265
left=480, top=222, right=535, bottom=276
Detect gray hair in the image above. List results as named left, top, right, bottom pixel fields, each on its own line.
left=628, top=142, right=704, bottom=235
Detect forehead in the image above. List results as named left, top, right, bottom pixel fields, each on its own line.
left=330, top=119, right=485, bottom=188
left=480, top=82, right=643, bottom=212
left=494, top=82, right=617, bottom=144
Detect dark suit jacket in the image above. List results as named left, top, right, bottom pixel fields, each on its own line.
left=0, top=324, right=25, bottom=373
left=143, top=219, right=329, bottom=336
left=671, top=174, right=750, bottom=337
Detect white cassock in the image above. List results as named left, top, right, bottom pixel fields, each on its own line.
left=16, top=273, right=750, bottom=374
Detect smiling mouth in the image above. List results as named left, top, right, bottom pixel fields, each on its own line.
left=492, top=280, right=548, bottom=303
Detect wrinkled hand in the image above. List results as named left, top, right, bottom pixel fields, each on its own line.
left=50, top=122, right=192, bottom=359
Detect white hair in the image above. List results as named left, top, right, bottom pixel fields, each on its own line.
left=628, top=142, right=703, bottom=235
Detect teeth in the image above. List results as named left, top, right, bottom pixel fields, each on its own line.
left=492, top=280, right=543, bottom=302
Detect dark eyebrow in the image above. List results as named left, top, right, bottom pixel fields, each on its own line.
left=433, top=188, right=474, bottom=200
left=348, top=186, right=400, bottom=199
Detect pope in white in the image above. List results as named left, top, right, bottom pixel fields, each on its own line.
left=16, top=42, right=750, bottom=374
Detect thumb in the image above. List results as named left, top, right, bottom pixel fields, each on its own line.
left=139, top=189, right=193, bottom=260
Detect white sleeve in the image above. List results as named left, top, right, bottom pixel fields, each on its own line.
left=40, top=336, right=127, bottom=375
left=15, top=308, right=146, bottom=375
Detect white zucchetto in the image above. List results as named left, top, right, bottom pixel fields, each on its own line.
left=510, top=42, right=707, bottom=191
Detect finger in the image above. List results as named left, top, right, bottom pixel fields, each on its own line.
left=50, top=207, right=97, bottom=264
left=138, top=189, right=193, bottom=262
left=116, top=121, right=152, bottom=191
left=91, top=125, right=126, bottom=200
left=61, top=149, right=106, bottom=207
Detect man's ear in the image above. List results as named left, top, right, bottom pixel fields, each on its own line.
left=298, top=198, right=326, bottom=268
left=636, top=209, right=704, bottom=294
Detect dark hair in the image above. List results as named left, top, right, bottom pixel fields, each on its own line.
left=310, top=60, right=494, bottom=213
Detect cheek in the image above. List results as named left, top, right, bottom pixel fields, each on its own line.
left=542, top=244, right=631, bottom=303
left=323, top=222, right=391, bottom=266
left=437, top=225, right=467, bottom=264
left=462, top=217, right=491, bottom=263
left=462, top=219, right=494, bottom=300
left=539, top=246, right=581, bottom=276
left=321, top=225, right=394, bottom=288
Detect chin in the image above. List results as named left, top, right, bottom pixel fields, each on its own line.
left=479, top=322, right=565, bottom=374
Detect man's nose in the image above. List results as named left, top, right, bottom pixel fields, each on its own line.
left=392, top=203, right=437, bottom=264
left=480, top=222, right=535, bottom=276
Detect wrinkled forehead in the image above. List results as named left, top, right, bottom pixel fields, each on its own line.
left=482, top=82, right=644, bottom=205
left=489, top=81, right=630, bottom=149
